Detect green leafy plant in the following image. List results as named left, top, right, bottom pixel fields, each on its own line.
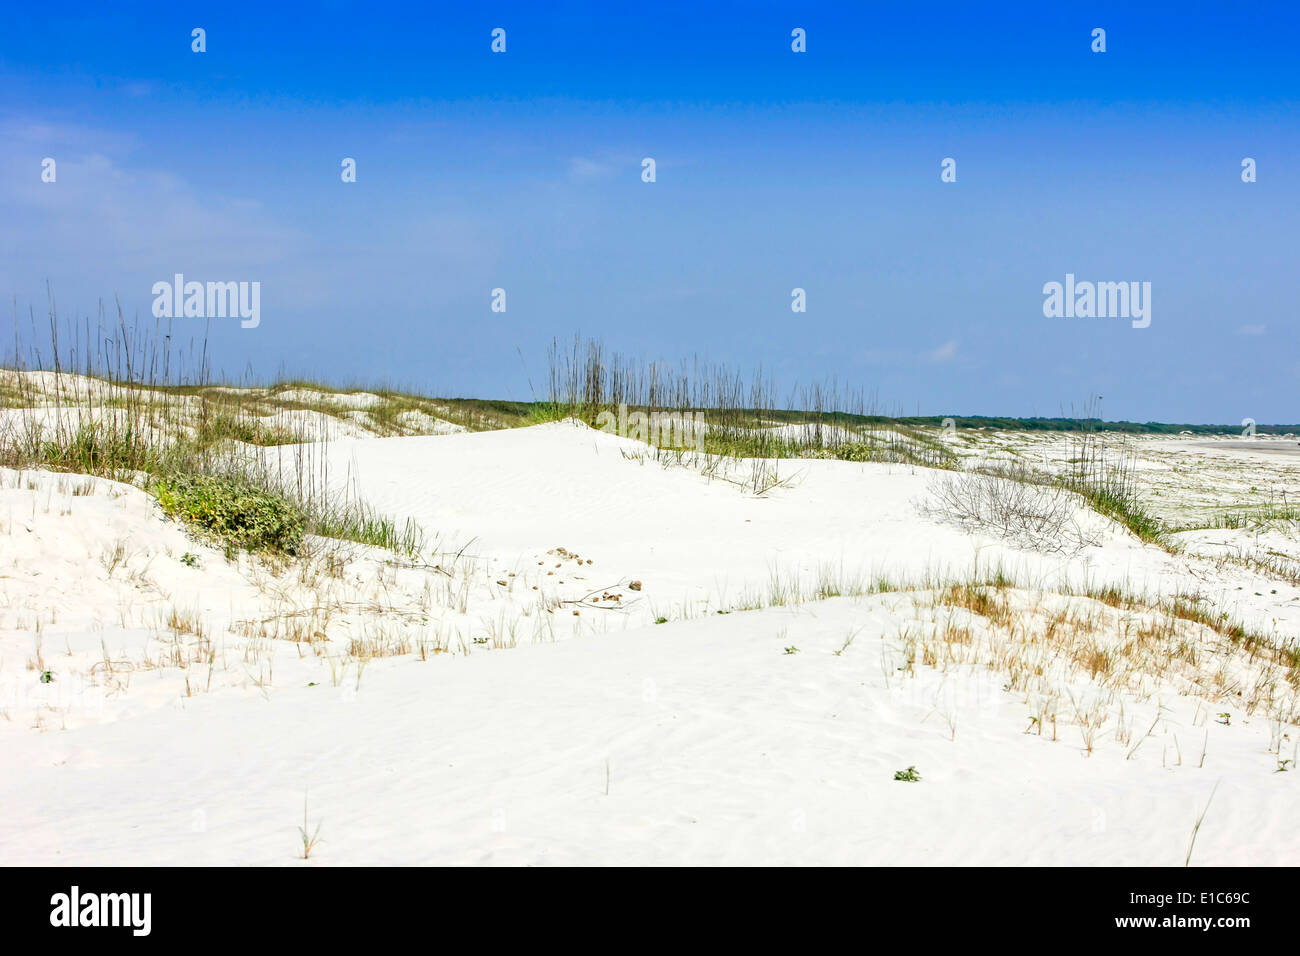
left=181, top=552, right=199, bottom=567
left=893, top=766, right=921, bottom=782
left=784, top=645, right=800, bottom=655
left=152, top=473, right=304, bottom=554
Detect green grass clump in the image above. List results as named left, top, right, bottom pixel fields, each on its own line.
left=196, top=412, right=301, bottom=447
left=151, top=473, right=305, bottom=554
left=1061, top=473, right=1164, bottom=543
left=8, top=420, right=172, bottom=477
left=310, top=501, right=424, bottom=555
left=1056, top=434, right=1165, bottom=544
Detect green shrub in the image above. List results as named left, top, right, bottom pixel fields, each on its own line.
left=151, top=473, right=305, bottom=554
left=834, top=442, right=874, bottom=463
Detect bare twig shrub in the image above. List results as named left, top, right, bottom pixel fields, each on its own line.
left=921, top=471, right=1100, bottom=553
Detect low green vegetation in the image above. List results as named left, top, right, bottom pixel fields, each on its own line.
left=196, top=411, right=301, bottom=447
left=0, top=308, right=442, bottom=557
left=831, top=428, right=958, bottom=469
left=1194, top=498, right=1300, bottom=531
left=152, top=473, right=305, bottom=554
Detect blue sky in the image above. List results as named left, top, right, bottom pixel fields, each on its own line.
left=2, top=2, right=1296, bottom=422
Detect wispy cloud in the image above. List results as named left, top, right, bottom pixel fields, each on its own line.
left=567, top=157, right=611, bottom=181
left=928, top=340, right=958, bottom=363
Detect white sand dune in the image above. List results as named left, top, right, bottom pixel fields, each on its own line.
left=264, top=422, right=1297, bottom=635
left=1, top=422, right=1297, bottom=865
